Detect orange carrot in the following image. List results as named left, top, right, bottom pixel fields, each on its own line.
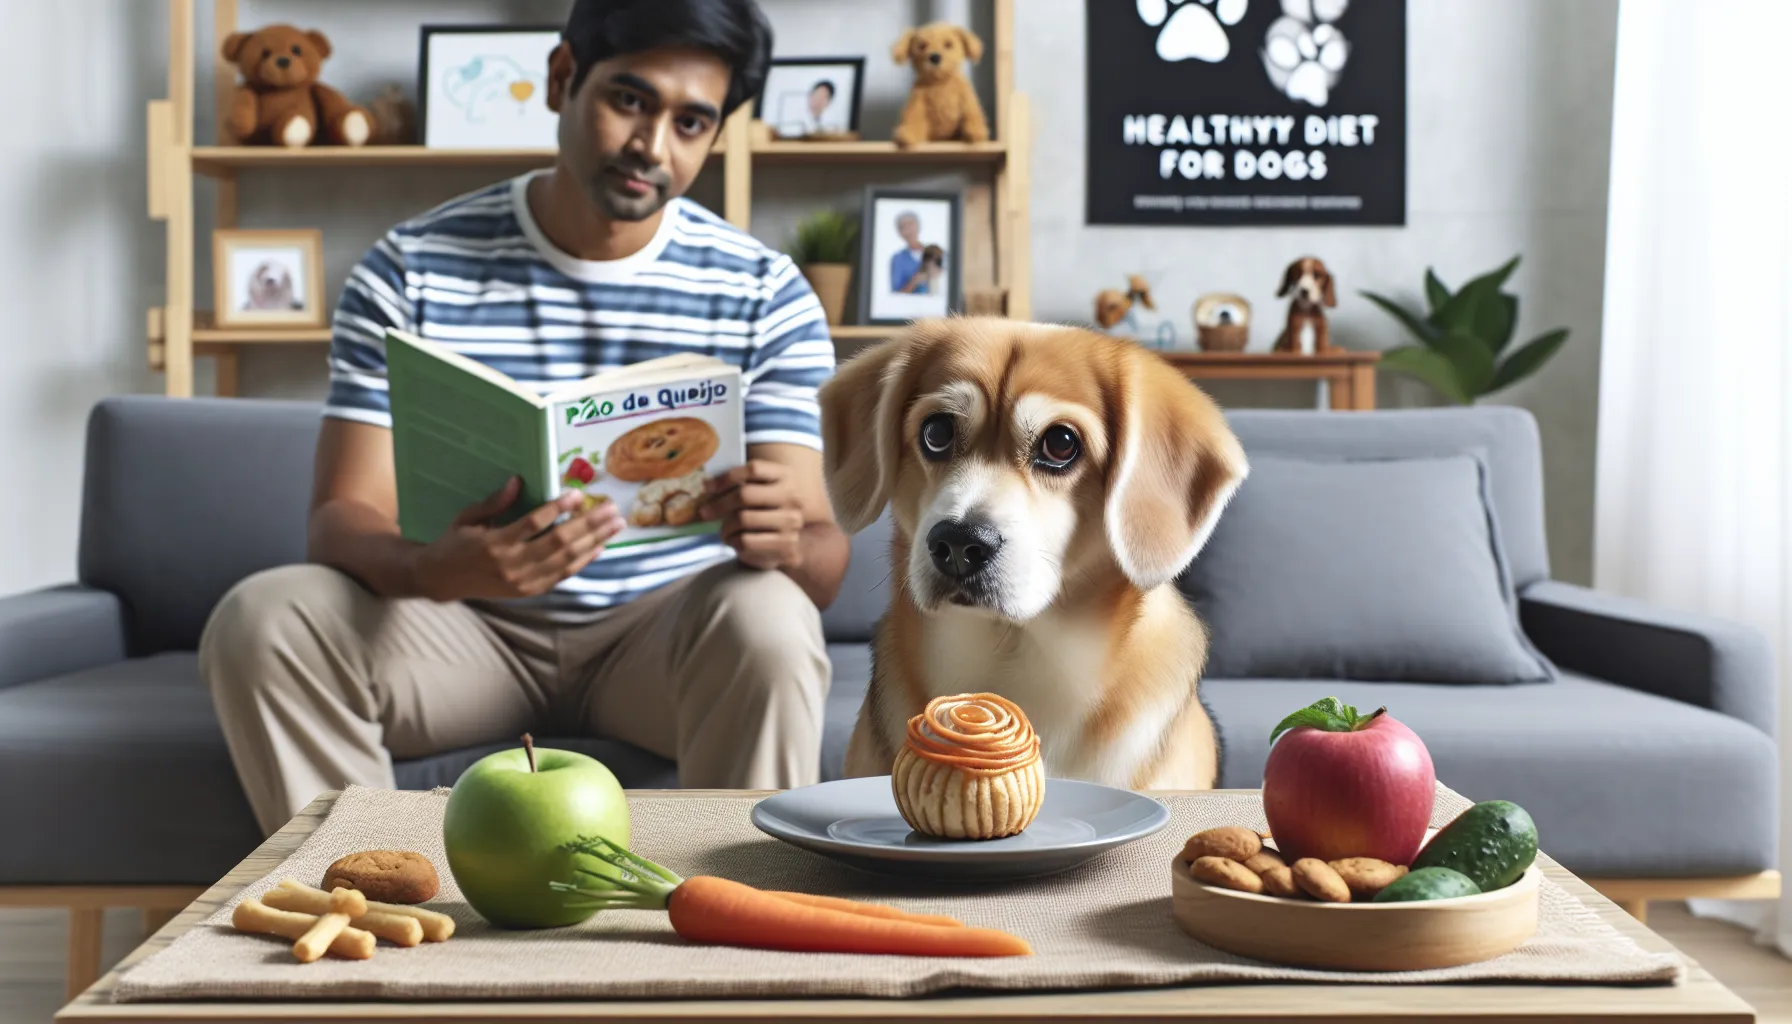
left=669, top=876, right=1030, bottom=957
left=551, top=836, right=1030, bottom=958
left=762, top=890, right=965, bottom=929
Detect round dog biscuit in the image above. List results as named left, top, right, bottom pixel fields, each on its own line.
left=1291, top=857, right=1351, bottom=903
left=1180, top=826, right=1261, bottom=863
left=1189, top=855, right=1263, bottom=894
left=605, top=418, right=719, bottom=482
left=323, top=850, right=439, bottom=905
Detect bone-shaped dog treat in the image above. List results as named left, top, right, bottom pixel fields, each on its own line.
left=291, top=888, right=367, bottom=963
left=265, top=880, right=424, bottom=947
left=277, top=878, right=454, bottom=942
left=231, top=898, right=375, bottom=961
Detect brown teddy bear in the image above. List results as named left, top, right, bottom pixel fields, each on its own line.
left=221, top=25, right=371, bottom=148
left=891, top=22, right=990, bottom=147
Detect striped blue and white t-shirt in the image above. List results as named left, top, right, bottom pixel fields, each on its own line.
left=324, top=171, right=836, bottom=616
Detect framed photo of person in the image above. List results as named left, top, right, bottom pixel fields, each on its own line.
left=858, top=187, right=963, bottom=326
left=754, top=57, right=864, bottom=139
left=212, top=228, right=325, bottom=328
left=418, top=25, right=563, bottom=149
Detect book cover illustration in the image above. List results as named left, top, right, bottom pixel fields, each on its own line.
left=549, top=369, right=745, bottom=552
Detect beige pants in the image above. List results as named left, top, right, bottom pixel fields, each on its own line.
left=198, top=560, right=830, bottom=835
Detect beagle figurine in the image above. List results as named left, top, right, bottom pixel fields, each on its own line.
left=1274, top=256, right=1337, bottom=355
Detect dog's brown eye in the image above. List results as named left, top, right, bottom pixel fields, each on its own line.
left=1036, top=425, right=1080, bottom=470
left=920, top=414, right=954, bottom=460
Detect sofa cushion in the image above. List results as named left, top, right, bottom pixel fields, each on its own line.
left=1202, top=675, right=1778, bottom=877
left=823, top=516, right=894, bottom=644
left=0, top=653, right=264, bottom=884
left=0, top=654, right=688, bottom=884
left=1180, top=452, right=1555, bottom=684
left=823, top=643, right=873, bottom=781
left=1223, top=407, right=1550, bottom=588
left=79, top=397, right=319, bottom=656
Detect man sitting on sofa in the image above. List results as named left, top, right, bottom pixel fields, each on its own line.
left=199, top=0, right=848, bottom=836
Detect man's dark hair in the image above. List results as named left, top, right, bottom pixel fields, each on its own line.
left=562, top=0, right=774, bottom=116
left=811, top=79, right=835, bottom=99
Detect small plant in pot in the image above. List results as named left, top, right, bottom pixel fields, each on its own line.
left=788, top=209, right=859, bottom=326
left=1360, top=256, right=1569, bottom=404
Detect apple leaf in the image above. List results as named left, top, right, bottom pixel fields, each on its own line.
left=1270, top=697, right=1354, bottom=744
left=1270, top=697, right=1391, bottom=744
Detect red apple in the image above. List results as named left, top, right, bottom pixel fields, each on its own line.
left=1261, top=697, right=1435, bottom=865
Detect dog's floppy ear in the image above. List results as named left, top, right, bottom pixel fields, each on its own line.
left=820, top=336, right=913, bottom=533
left=1320, top=266, right=1337, bottom=307
left=1103, top=351, right=1249, bottom=590
left=892, top=28, right=918, bottom=63
left=1276, top=260, right=1301, bottom=298
left=956, top=25, right=985, bottom=63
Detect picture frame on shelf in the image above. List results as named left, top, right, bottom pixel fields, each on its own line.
left=211, top=228, right=325, bottom=328
left=755, top=57, right=865, bottom=140
left=418, top=25, right=562, bottom=149
left=859, top=187, right=963, bottom=326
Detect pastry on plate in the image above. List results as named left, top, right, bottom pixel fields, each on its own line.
left=893, top=692, right=1045, bottom=840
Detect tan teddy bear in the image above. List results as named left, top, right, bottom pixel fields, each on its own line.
left=891, top=22, right=990, bottom=148
left=221, top=25, right=371, bottom=148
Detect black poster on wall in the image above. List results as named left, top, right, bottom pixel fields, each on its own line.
left=1086, top=0, right=1406, bottom=226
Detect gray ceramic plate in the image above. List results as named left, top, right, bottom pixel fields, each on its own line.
left=750, top=776, right=1171, bottom=880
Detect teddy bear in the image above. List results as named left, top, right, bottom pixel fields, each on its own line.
left=221, top=25, right=371, bottom=148
left=891, top=22, right=991, bottom=147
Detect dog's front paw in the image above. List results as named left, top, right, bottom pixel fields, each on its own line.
left=1261, top=0, right=1350, bottom=106
left=1138, top=0, right=1247, bottom=64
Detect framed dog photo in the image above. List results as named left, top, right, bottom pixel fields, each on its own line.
left=859, top=187, right=963, bottom=326
left=212, top=229, right=325, bottom=328
left=754, top=57, right=864, bottom=139
left=419, top=25, right=562, bottom=149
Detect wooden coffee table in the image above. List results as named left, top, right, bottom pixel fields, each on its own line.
left=57, top=789, right=1755, bottom=1023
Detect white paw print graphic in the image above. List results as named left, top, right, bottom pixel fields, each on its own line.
left=1137, top=0, right=1248, bottom=63
left=1261, top=0, right=1350, bottom=106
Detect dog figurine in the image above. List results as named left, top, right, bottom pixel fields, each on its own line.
left=891, top=22, right=990, bottom=147
left=1094, top=275, right=1178, bottom=350
left=1273, top=256, right=1337, bottom=354
left=818, top=317, right=1249, bottom=790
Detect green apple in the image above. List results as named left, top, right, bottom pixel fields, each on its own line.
left=442, top=739, right=630, bottom=929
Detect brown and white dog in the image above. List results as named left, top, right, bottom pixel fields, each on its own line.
left=1273, top=256, right=1337, bottom=354
left=818, top=317, right=1249, bottom=791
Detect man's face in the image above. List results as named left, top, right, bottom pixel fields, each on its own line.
left=897, top=215, right=920, bottom=246
left=807, top=84, right=831, bottom=119
left=547, top=44, right=729, bottom=222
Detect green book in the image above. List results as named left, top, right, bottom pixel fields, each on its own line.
left=384, top=327, right=745, bottom=554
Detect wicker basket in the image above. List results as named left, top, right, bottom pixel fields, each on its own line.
left=1198, top=323, right=1250, bottom=352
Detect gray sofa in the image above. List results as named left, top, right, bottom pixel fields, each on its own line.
left=0, top=395, right=1776, bottom=891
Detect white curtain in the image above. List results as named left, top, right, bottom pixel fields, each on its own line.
left=1594, top=0, right=1792, bottom=950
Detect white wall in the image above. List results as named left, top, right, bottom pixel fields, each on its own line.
left=0, top=0, right=1616, bottom=595
left=0, top=2, right=165, bottom=595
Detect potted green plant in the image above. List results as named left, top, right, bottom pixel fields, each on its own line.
left=1360, top=256, right=1569, bottom=405
left=788, top=209, right=859, bottom=327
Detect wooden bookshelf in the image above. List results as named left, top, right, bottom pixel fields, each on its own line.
left=144, top=0, right=1032, bottom=397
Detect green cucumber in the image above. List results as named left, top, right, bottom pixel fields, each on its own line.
left=1410, top=799, right=1538, bottom=892
left=1373, top=866, right=1481, bottom=902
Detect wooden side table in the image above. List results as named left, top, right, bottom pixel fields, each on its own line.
left=1157, top=351, right=1382, bottom=411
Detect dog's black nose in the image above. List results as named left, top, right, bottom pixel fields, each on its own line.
left=927, top=518, right=1002, bottom=580
left=275, top=56, right=291, bottom=68
left=928, top=52, right=943, bottom=65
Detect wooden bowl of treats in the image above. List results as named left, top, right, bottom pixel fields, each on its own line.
left=1170, top=825, right=1541, bottom=972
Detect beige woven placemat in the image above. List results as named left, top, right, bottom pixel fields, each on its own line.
left=114, top=784, right=1682, bottom=1002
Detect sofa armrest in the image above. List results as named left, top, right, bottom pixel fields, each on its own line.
left=1519, top=580, right=1776, bottom=737
left=0, top=585, right=129, bottom=691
